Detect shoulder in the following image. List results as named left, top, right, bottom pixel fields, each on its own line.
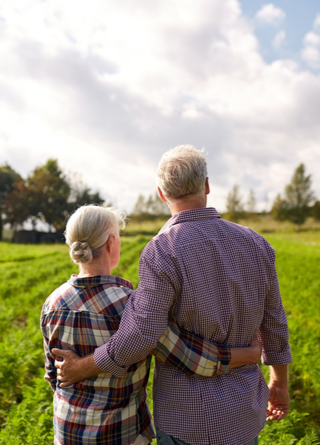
left=42, top=281, right=132, bottom=317
left=140, top=231, right=174, bottom=264
left=217, top=219, right=276, bottom=263
left=248, top=228, right=275, bottom=263
left=42, top=282, right=73, bottom=312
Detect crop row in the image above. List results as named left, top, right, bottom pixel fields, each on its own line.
left=264, top=236, right=320, bottom=423
left=0, top=238, right=145, bottom=440
left=0, top=235, right=320, bottom=444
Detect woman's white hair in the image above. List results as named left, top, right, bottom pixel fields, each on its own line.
left=65, top=205, right=126, bottom=265
left=156, top=145, right=207, bottom=200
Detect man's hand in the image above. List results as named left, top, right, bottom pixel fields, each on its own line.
left=266, top=384, right=290, bottom=421
left=52, top=348, right=101, bottom=387
left=267, top=364, right=290, bottom=421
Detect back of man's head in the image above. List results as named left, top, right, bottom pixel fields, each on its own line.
left=156, top=145, right=207, bottom=201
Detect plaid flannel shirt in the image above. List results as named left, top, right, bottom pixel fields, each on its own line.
left=41, top=274, right=230, bottom=445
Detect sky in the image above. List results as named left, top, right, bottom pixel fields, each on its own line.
left=0, top=0, right=320, bottom=213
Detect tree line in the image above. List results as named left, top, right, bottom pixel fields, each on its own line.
left=133, top=164, right=320, bottom=229
left=225, top=164, right=320, bottom=227
left=0, top=159, right=105, bottom=240
left=1, top=160, right=319, bottom=241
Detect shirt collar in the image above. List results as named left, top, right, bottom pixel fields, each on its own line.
left=160, top=207, right=221, bottom=233
left=67, top=274, right=134, bottom=290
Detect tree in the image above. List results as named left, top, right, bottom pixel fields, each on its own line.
left=68, top=187, right=105, bottom=212
left=312, top=200, right=320, bottom=221
left=271, top=164, right=314, bottom=228
left=225, top=184, right=244, bottom=222
left=0, top=164, right=23, bottom=239
left=3, top=179, right=30, bottom=230
left=24, top=159, right=71, bottom=230
left=131, top=192, right=170, bottom=218
left=145, top=192, right=170, bottom=216
left=132, top=194, right=147, bottom=215
left=1, top=159, right=107, bottom=237
left=271, top=194, right=289, bottom=221
left=246, top=189, right=256, bottom=218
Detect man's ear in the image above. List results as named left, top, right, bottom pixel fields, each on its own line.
left=158, top=187, right=167, bottom=203
left=205, top=177, right=210, bottom=195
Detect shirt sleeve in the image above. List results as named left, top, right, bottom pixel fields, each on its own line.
left=94, top=241, right=183, bottom=375
left=152, top=319, right=231, bottom=376
left=42, top=334, right=57, bottom=392
left=257, top=239, right=292, bottom=366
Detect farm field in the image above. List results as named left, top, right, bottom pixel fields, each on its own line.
left=0, top=230, right=319, bottom=444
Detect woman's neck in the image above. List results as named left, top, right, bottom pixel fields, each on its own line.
left=78, top=259, right=111, bottom=277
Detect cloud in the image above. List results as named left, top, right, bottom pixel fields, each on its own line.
left=255, top=4, right=286, bottom=26
left=0, top=0, right=320, bottom=213
left=301, top=28, right=320, bottom=69
left=314, top=13, right=320, bottom=30
left=272, top=30, right=286, bottom=49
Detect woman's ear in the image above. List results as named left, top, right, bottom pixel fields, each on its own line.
left=105, top=234, right=114, bottom=252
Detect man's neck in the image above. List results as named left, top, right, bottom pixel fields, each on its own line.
left=168, top=196, right=207, bottom=216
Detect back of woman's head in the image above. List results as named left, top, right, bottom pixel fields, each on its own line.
left=65, top=205, right=126, bottom=265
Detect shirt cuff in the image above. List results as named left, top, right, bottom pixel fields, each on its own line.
left=215, top=343, right=231, bottom=375
left=93, top=344, right=128, bottom=377
left=261, top=345, right=292, bottom=366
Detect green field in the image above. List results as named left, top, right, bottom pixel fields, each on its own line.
left=0, top=231, right=319, bottom=444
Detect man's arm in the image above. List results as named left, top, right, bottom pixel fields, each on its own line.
left=53, top=323, right=262, bottom=386
left=53, top=247, right=177, bottom=385
left=267, top=364, right=290, bottom=421
left=257, top=237, right=292, bottom=421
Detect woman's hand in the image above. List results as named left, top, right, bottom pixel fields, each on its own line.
left=229, top=335, right=262, bottom=369
left=249, top=335, right=262, bottom=363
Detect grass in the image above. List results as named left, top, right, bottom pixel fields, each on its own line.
left=0, top=222, right=320, bottom=443
left=122, top=215, right=320, bottom=237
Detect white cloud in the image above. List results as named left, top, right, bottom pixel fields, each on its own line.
left=301, top=29, right=320, bottom=69
left=314, top=13, right=320, bottom=30
left=301, top=46, right=320, bottom=68
left=304, top=31, right=320, bottom=47
left=255, top=4, right=286, bottom=26
left=272, top=30, right=286, bottom=49
left=0, top=0, right=319, bottom=213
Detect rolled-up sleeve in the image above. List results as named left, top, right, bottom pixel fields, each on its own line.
left=258, top=240, right=292, bottom=366
left=152, top=320, right=230, bottom=376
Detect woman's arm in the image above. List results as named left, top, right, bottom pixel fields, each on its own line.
left=42, top=334, right=58, bottom=392
left=152, top=320, right=262, bottom=376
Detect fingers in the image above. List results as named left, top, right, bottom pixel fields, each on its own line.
left=250, top=336, right=259, bottom=347
left=52, top=348, right=67, bottom=357
left=266, top=407, right=288, bottom=421
left=58, top=381, right=73, bottom=388
left=55, top=366, right=72, bottom=386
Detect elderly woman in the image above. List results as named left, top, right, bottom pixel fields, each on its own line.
left=41, top=205, right=260, bottom=445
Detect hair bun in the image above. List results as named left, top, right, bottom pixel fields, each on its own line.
left=70, top=241, right=93, bottom=264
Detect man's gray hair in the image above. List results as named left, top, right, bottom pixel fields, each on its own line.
left=156, top=145, right=207, bottom=200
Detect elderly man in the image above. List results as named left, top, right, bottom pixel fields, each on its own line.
left=55, top=145, right=292, bottom=445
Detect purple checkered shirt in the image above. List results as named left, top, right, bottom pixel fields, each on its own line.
left=95, top=207, right=292, bottom=445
